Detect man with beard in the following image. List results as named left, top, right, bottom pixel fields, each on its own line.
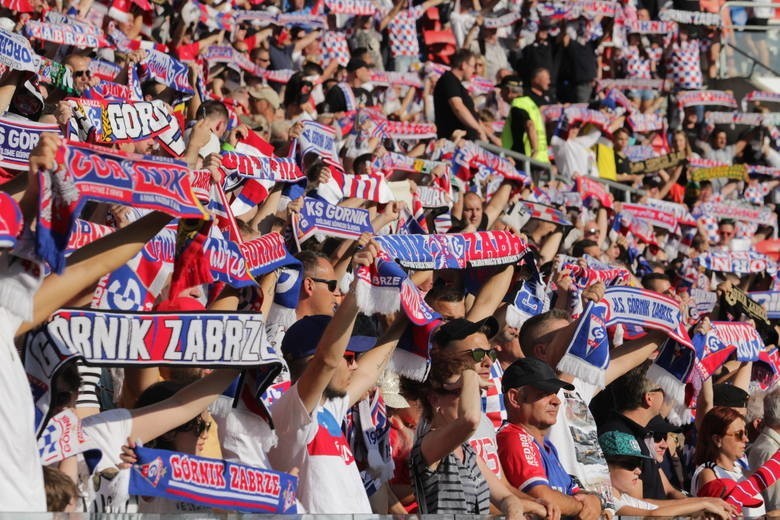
left=269, top=242, right=404, bottom=513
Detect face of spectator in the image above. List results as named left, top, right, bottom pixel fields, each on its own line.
left=255, top=51, right=271, bottom=68
left=303, top=258, right=340, bottom=316
left=605, top=241, right=621, bottom=260
left=718, top=223, right=735, bottom=246
left=67, top=56, right=93, bottom=92
left=327, top=350, right=359, bottom=397
left=714, top=132, right=728, bottom=149
left=463, top=193, right=483, bottom=227
left=356, top=63, right=372, bottom=83
left=645, top=278, right=676, bottom=299
left=510, top=385, right=561, bottom=429
left=474, top=59, right=486, bottom=78
left=133, top=139, right=155, bottom=155
left=673, top=132, right=688, bottom=153
left=613, top=131, right=629, bottom=152
left=714, top=418, right=748, bottom=461
left=431, top=299, right=466, bottom=321
left=609, top=458, right=643, bottom=498
left=446, top=331, right=494, bottom=381
left=172, top=412, right=211, bottom=455
left=653, top=433, right=668, bottom=463
left=532, top=69, right=551, bottom=92
left=460, top=57, right=477, bottom=81
left=584, top=244, right=601, bottom=258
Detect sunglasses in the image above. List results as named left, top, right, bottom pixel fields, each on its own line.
left=724, top=429, right=747, bottom=440
left=611, top=457, right=642, bottom=471
left=652, top=431, right=667, bottom=443
left=465, top=348, right=498, bottom=362
left=178, top=416, right=212, bottom=437
left=310, top=277, right=338, bottom=292
left=73, top=70, right=91, bottom=78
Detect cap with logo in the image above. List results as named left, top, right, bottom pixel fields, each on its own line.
left=500, top=357, right=575, bottom=394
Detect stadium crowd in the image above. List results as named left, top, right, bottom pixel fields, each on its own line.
left=2, top=0, right=780, bottom=516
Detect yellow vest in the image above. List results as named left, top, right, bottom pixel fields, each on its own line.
left=595, top=142, right=617, bottom=181
left=501, top=96, right=549, bottom=163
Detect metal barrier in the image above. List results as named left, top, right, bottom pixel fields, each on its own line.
left=719, top=2, right=780, bottom=79
left=476, top=141, right=643, bottom=202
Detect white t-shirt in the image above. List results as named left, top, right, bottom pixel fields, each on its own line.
left=469, top=413, right=503, bottom=479
left=209, top=395, right=276, bottom=467
left=268, top=384, right=371, bottom=513
left=0, top=307, right=47, bottom=511
left=549, top=377, right=614, bottom=504
left=80, top=408, right=135, bottom=513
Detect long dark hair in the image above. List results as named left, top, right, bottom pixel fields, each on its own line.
left=694, top=406, right=745, bottom=466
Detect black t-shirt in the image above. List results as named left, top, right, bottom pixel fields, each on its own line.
left=518, top=41, right=555, bottom=85
left=323, top=84, right=374, bottom=113
left=565, top=41, right=598, bottom=83
left=433, top=70, right=479, bottom=140
left=528, top=90, right=553, bottom=107
left=509, top=106, right=530, bottom=155
left=615, top=150, right=631, bottom=176
left=598, top=413, right=666, bottom=500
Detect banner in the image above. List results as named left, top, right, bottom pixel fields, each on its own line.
left=659, top=8, right=722, bottom=26
left=68, top=98, right=186, bottom=156
left=697, top=251, right=777, bottom=276
left=298, top=121, right=339, bottom=163
left=749, top=291, right=780, bottom=319
left=36, top=141, right=206, bottom=272
left=677, top=90, right=737, bottom=110
left=689, top=164, right=747, bottom=183
left=296, top=197, right=372, bottom=243
left=45, top=309, right=281, bottom=367
left=711, top=321, right=764, bottom=362
left=24, top=20, right=108, bottom=48
left=24, top=328, right=82, bottom=436
left=220, top=152, right=304, bottom=183
left=621, top=203, right=679, bottom=233
left=140, top=49, right=194, bottom=95
left=0, top=116, right=60, bottom=170
left=721, top=286, right=769, bottom=325
left=0, top=28, right=39, bottom=73
left=629, top=151, right=686, bottom=174
left=416, top=185, right=451, bottom=209
left=129, top=446, right=297, bottom=513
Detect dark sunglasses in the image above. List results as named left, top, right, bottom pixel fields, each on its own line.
left=73, top=70, right=91, bottom=78
left=465, top=348, right=498, bottom=362
left=611, top=457, right=642, bottom=471
left=652, top=431, right=666, bottom=443
left=310, top=277, right=338, bottom=292
left=178, top=416, right=211, bottom=437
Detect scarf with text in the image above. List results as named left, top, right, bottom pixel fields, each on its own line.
left=742, top=90, right=780, bottom=111
left=677, top=90, right=737, bottom=110
left=220, top=151, right=304, bottom=183
left=140, top=49, right=194, bottom=94
left=628, top=20, right=677, bottom=34
left=344, top=391, right=393, bottom=496
left=558, top=286, right=692, bottom=389
left=0, top=116, right=60, bottom=171
left=295, top=197, right=372, bottom=244
left=659, top=8, right=721, bottom=26
left=689, top=164, right=748, bottom=183
left=82, top=80, right=134, bottom=101
left=89, top=59, right=121, bottom=81
left=355, top=231, right=527, bottom=321
left=451, top=141, right=530, bottom=185
left=0, top=28, right=39, bottom=73
left=129, top=446, right=297, bottom=513
left=598, top=78, right=670, bottom=92
left=720, top=286, right=770, bottom=326
left=67, top=98, right=186, bottom=156
left=324, top=0, right=377, bottom=15
left=373, top=152, right=443, bottom=176
left=575, top=175, right=614, bottom=209
left=711, top=321, right=764, bottom=362
left=627, top=113, right=666, bottom=134
left=24, top=327, right=82, bottom=436
left=45, top=309, right=282, bottom=367
left=629, top=150, right=686, bottom=174
left=298, top=121, right=339, bottom=163
left=24, top=20, right=110, bottom=48
left=35, top=141, right=206, bottom=272
left=558, top=255, right=632, bottom=289
left=749, top=291, right=780, bottom=319
left=697, top=251, right=778, bottom=276
left=506, top=253, right=550, bottom=328
left=37, top=57, right=77, bottom=95
left=621, top=203, right=679, bottom=234
left=697, top=202, right=776, bottom=230
left=38, top=409, right=101, bottom=472
left=692, top=329, right=736, bottom=382
left=647, top=337, right=697, bottom=412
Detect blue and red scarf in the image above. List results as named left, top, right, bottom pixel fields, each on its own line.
left=0, top=116, right=61, bottom=171
left=129, top=446, right=297, bottom=513
left=295, top=197, right=373, bottom=243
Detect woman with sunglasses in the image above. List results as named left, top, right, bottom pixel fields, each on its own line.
left=692, top=406, right=766, bottom=517
left=600, top=431, right=731, bottom=518
left=410, top=346, right=544, bottom=519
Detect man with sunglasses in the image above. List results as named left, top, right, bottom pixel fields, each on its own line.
left=295, top=250, right=341, bottom=319
left=497, top=357, right=603, bottom=520
left=269, top=243, right=406, bottom=513
left=64, top=54, right=99, bottom=94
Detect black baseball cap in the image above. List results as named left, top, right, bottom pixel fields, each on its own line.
left=647, top=414, right=681, bottom=436
left=432, top=317, right=499, bottom=347
left=501, top=357, right=575, bottom=394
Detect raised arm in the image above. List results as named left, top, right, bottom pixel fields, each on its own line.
left=295, top=243, right=377, bottom=413
left=347, top=314, right=406, bottom=407
left=467, top=264, right=514, bottom=322
left=420, top=368, right=483, bottom=467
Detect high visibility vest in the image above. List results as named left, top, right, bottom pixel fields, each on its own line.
left=501, top=96, right=549, bottom=163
